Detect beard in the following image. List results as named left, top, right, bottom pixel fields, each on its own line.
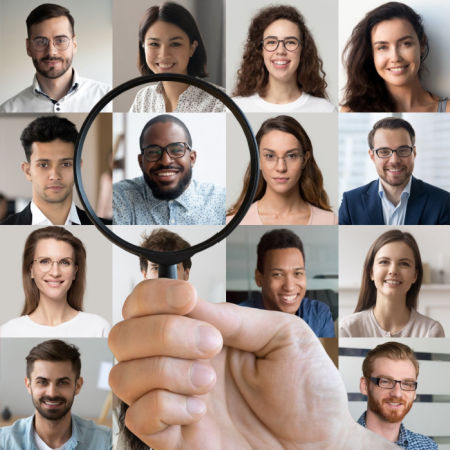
left=32, top=55, right=73, bottom=79
left=367, top=389, right=413, bottom=423
left=144, top=164, right=193, bottom=200
left=32, top=393, right=74, bottom=421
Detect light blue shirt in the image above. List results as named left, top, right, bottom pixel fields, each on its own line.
left=378, top=177, right=412, bottom=225
left=113, top=176, right=225, bottom=225
left=0, top=414, right=112, bottom=450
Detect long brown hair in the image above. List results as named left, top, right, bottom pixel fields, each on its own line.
left=341, top=2, right=429, bottom=112
left=355, top=230, right=423, bottom=313
left=22, top=226, right=86, bottom=315
left=233, top=5, right=328, bottom=98
left=227, top=115, right=331, bottom=216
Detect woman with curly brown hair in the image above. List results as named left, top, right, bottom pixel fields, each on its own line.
left=341, top=1, right=449, bottom=112
left=227, top=115, right=337, bottom=225
left=232, top=5, right=335, bottom=112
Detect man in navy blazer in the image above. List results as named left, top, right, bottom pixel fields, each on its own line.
left=339, top=117, right=450, bottom=225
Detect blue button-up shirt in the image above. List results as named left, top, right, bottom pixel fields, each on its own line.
left=239, top=295, right=335, bottom=337
left=113, top=176, right=225, bottom=225
left=357, top=411, right=438, bottom=449
left=378, top=177, right=412, bottom=225
left=0, top=414, right=112, bottom=450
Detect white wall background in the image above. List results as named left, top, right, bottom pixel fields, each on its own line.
left=0, top=225, right=112, bottom=325
left=112, top=225, right=226, bottom=325
left=340, top=337, right=450, bottom=448
left=226, top=0, right=339, bottom=106
left=339, top=0, right=450, bottom=104
left=0, top=337, right=112, bottom=419
left=113, top=112, right=226, bottom=188
left=0, top=0, right=112, bottom=105
left=227, top=112, right=339, bottom=212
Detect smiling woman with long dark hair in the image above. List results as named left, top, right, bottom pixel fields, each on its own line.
left=340, top=229, right=445, bottom=337
left=341, top=1, right=449, bottom=112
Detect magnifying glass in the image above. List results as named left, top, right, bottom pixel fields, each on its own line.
left=74, top=73, right=259, bottom=279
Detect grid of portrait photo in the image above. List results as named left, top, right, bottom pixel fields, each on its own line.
left=0, top=1, right=449, bottom=449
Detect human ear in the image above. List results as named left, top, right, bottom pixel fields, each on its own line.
left=75, top=376, right=84, bottom=395
left=360, top=376, right=368, bottom=396
left=190, top=150, right=197, bottom=166
left=22, top=162, right=32, bottom=181
left=190, top=40, right=198, bottom=57
left=255, top=269, right=263, bottom=287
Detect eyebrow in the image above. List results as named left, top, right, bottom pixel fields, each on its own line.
left=372, top=35, right=415, bottom=46
left=35, top=376, right=72, bottom=382
left=375, top=256, right=414, bottom=262
left=271, top=266, right=305, bottom=271
left=263, top=35, right=299, bottom=39
left=376, top=374, right=416, bottom=381
left=34, top=158, right=74, bottom=162
left=146, top=36, right=185, bottom=41
left=262, top=148, right=302, bottom=153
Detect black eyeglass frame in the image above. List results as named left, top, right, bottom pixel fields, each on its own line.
left=369, top=376, right=418, bottom=391
left=141, top=142, right=192, bottom=162
left=373, top=145, right=414, bottom=159
left=260, top=37, right=301, bottom=52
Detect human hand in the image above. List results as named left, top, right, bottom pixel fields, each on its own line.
left=109, top=279, right=397, bottom=449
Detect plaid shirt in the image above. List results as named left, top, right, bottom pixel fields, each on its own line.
left=358, top=412, right=438, bottom=449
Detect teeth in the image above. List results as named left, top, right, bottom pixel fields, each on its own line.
left=389, top=67, right=406, bottom=72
left=385, top=280, right=401, bottom=285
left=281, top=295, right=297, bottom=303
left=157, top=171, right=177, bottom=176
left=158, top=64, right=175, bottom=69
left=273, top=61, right=289, bottom=66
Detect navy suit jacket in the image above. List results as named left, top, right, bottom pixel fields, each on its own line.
left=339, top=177, right=450, bottom=225
left=0, top=203, right=112, bottom=225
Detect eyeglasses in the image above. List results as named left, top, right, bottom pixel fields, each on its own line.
left=33, top=257, right=75, bottom=271
left=261, top=37, right=301, bottom=52
left=141, top=142, right=191, bottom=162
left=261, top=151, right=305, bottom=166
left=370, top=376, right=418, bottom=391
left=30, top=36, right=72, bottom=51
left=374, top=146, right=414, bottom=159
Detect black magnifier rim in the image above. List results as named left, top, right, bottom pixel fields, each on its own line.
left=74, top=73, right=259, bottom=266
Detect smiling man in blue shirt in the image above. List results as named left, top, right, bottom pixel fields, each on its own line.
left=239, top=228, right=335, bottom=338
left=113, top=114, right=225, bottom=225
left=0, top=339, right=111, bottom=450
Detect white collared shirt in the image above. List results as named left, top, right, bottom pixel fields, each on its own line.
left=30, top=201, right=81, bottom=225
left=0, top=69, right=111, bottom=113
left=378, top=177, right=412, bottom=225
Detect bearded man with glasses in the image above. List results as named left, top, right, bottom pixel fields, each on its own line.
left=113, top=114, right=225, bottom=225
left=339, top=117, right=450, bottom=224
left=0, top=3, right=110, bottom=113
left=357, top=341, right=437, bottom=449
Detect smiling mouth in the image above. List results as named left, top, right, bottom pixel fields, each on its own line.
left=384, top=279, right=402, bottom=286
left=45, top=280, right=64, bottom=287
left=42, top=399, right=65, bottom=408
left=272, top=60, right=290, bottom=67
left=387, top=65, right=409, bottom=74
left=279, top=294, right=298, bottom=304
left=386, top=167, right=405, bottom=175
left=156, top=62, right=176, bottom=70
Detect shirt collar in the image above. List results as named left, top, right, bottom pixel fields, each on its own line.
left=32, top=68, right=79, bottom=98
left=377, top=176, right=412, bottom=201
left=358, top=411, right=407, bottom=446
left=30, top=201, right=81, bottom=225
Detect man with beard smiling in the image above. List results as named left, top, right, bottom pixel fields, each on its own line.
left=358, top=341, right=437, bottom=449
left=113, top=114, right=226, bottom=225
left=0, top=3, right=110, bottom=113
left=0, top=339, right=111, bottom=449
left=339, top=117, right=450, bottom=225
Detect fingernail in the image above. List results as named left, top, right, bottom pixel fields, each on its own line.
left=186, top=397, right=206, bottom=416
left=167, top=283, right=191, bottom=309
left=190, top=363, right=215, bottom=388
left=196, top=326, right=222, bottom=354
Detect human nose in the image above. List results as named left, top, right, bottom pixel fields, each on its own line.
left=275, top=156, right=287, bottom=171
left=283, top=274, right=295, bottom=290
left=160, top=147, right=174, bottom=164
left=388, top=262, right=398, bottom=275
left=391, top=381, right=403, bottom=396
left=48, top=260, right=62, bottom=276
left=275, top=41, right=287, bottom=54
left=48, top=164, right=62, bottom=180
left=389, top=150, right=401, bottom=163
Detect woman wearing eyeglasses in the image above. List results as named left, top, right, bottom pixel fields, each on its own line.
left=227, top=115, right=337, bottom=225
left=0, top=227, right=110, bottom=337
left=232, top=5, right=335, bottom=112
left=339, top=229, right=445, bottom=337
left=130, top=2, right=225, bottom=112
left=341, top=2, right=449, bottom=112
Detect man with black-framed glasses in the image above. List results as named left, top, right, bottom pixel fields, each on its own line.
left=0, top=3, right=110, bottom=113
left=357, top=341, right=437, bottom=449
left=113, top=114, right=225, bottom=224
left=339, top=117, right=450, bottom=224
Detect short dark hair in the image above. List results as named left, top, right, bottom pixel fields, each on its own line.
left=20, top=116, right=78, bottom=162
left=138, top=2, right=207, bottom=77
left=26, top=339, right=81, bottom=380
left=368, top=117, right=416, bottom=149
left=362, top=341, right=419, bottom=379
left=139, top=228, right=191, bottom=272
left=26, top=3, right=75, bottom=37
left=139, top=114, right=192, bottom=151
left=257, top=229, right=305, bottom=273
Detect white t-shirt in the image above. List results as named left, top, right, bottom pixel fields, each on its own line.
left=232, top=92, right=336, bottom=113
left=0, top=312, right=111, bottom=338
left=35, top=430, right=66, bottom=450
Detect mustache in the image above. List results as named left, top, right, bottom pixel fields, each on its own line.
left=383, top=397, right=406, bottom=405
left=40, top=56, right=64, bottom=62
left=149, top=164, right=183, bottom=174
